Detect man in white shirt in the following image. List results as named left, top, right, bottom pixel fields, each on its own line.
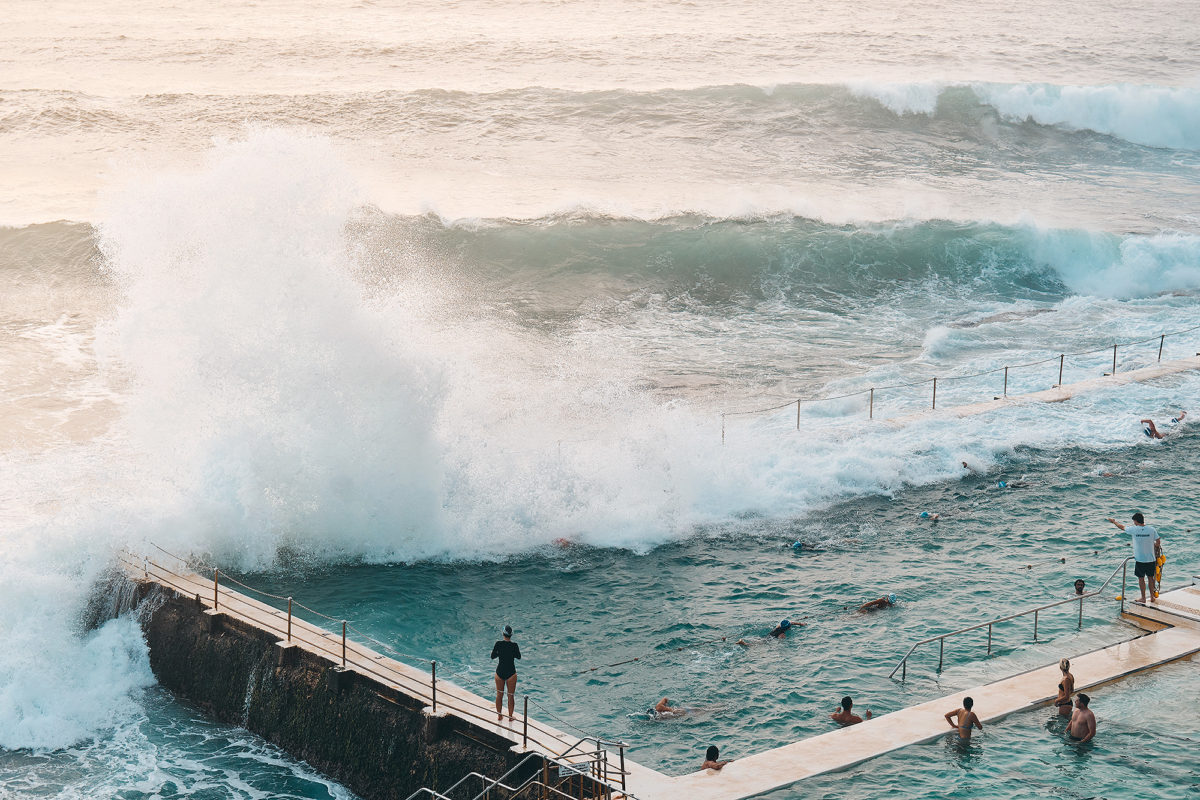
left=1106, top=512, right=1162, bottom=602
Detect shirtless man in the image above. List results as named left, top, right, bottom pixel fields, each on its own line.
left=1142, top=410, right=1186, bottom=439
left=830, top=695, right=872, bottom=726
left=654, top=697, right=677, bottom=714
left=944, top=696, right=982, bottom=739
left=1067, top=693, right=1096, bottom=743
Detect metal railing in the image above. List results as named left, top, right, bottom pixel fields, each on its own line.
left=890, top=557, right=1134, bottom=681
left=405, top=741, right=636, bottom=800
left=721, top=323, right=1200, bottom=441
left=117, top=546, right=630, bottom=776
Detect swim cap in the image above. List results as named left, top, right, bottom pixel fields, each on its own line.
left=1144, top=427, right=1153, bottom=437
left=792, top=541, right=803, bottom=549
left=919, top=511, right=930, bottom=519
left=503, top=625, right=513, bottom=637
left=888, top=593, right=897, bottom=604
left=780, top=619, right=791, bottom=629
left=998, top=481, right=1007, bottom=488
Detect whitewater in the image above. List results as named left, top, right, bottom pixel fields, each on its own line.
left=2, top=0, right=1199, bottom=797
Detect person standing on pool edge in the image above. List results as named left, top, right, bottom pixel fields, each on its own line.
left=1106, top=513, right=1162, bottom=602
left=491, top=625, right=521, bottom=722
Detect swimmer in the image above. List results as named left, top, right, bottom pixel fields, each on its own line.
left=830, top=695, right=872, bottom=726
left=737, top=618, right=798, bottom=646
left=1073, top=579, right=1086, bottom=596
left=1142, top=410, right=1186, bottom=439
left=701, top=745, right=731, bottom=771
left=1066, top=693, right=1096, bottom=743
left=654, top=697, right=677, bottom=714
left=858, top=594, right=896, bottom=613
left=919, top=511, right=940, bottom=521
left=1053, top=658, right=1075, bottom=718
left=944, top=696, right=982, bottom=740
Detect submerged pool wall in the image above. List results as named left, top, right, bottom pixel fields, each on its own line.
left=131, top=581, right=538, bottom=800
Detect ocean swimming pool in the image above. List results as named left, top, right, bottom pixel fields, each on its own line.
left=221, top=435, right=1200, bottom=795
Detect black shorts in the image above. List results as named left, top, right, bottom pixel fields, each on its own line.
left=1134, top=560, right=1156, bottom=578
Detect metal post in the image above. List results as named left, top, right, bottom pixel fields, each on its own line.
left=523, top=696, right=529, bottom=747
left=1033, top=609, right=1039, bottom=641
left=869, top=387, right=874, bottom=419
left=938, top=637, right=944, bottom=671
left=213, top=568, right=219, bottom=610
left=932, top=378, right=937, bottom=410
left=619, top=745, right=626, bottom=791
left=987, top=623, right=992, bottom=655
left=901, top=659, right=906, bottom=681
left=431, top=661, right=437, bottom=712
left=1112, top=344, right=1118, bottom=375
left=1159, top=334, right=1165, bottom=362
left=796, top=399, right=801, bottom=430
left=287, top=597, right=292, bottom=641
left=1122, top=562, right=1127, bottom=613
left=1003, top=366, right=1008, bottom=396
left=1057, top=354, right=1064, bottom=386
left=720, top=414, right=725, bottom=445
left=341, top=620, right=347, bottom=667
left=1078, top=596, right=1084, bottom=629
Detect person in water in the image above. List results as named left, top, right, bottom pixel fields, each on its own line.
left=737, top=619, right=797, bottom=646
left=654, top=697, right=677, bottom=714
left=1142, top=410, right=1186, bottom=439
left=701, top=745, right=731, bottom=771
left=1053, top=658, right=1075, bottom=717
left=1074, top=579, right=1086, bottom=596
left=491, top=625, right=521, bottom=721
left=1107, top=512, right=1163, bottom=602
left=944, top=696, right=982, bottom=739
left=858, top=594, right=896, bottom=613
left=830, top=695, right=872, bottom=725
left=1067, top=693, right=1096, bottom=743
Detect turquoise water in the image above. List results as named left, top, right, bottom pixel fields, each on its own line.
left=232, top=435, right=1199, bottom=791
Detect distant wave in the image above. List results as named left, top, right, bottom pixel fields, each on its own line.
left=4, top=80, right=1199, bottom=152
left=848, top=80, right=1200, bottom=150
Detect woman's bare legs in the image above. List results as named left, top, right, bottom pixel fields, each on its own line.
left=505, top=674, right=518, bottom=719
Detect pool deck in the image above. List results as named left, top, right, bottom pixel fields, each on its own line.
left=889, top=353, right=1200, bottom=424
left=125, top=549, right=1200, bottom=800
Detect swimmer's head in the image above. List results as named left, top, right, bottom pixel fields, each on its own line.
left=919, top=511, right=930, bottom=519
left=1059, top=658, right=1070, bottom=672
left=1132, top=512, right=1144, bottom=524
left=998, top=481, right=1008, bottom=488
left=792, top=541, right=804, bottom=549
left=1144, top=426, right=1154, bottom=437
left=888, top=593, right=897, bottom=605
left=705, top=745, right=719, bottom=762
left=780, top=619, right=792, bottom=630
left=963, top=696, right=974, bottom=710
left=503, top=625, right=513, bottom=637
left=1074, top=579, right=1085, bottom=594
left=1076, top=693, right=1090, bottom=708
left=840, top=696, right=853, bottom=711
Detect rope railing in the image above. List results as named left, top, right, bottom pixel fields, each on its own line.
left=720, top=324, right=1200, bottom=441
left=117, top=547, right=627, bottom=763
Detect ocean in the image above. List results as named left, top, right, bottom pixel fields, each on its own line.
left=1, top=0, right=1198, bottom=797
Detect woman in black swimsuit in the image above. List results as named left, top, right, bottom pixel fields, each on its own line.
left=1054, top=658, right=1075, bottom=717
left=491, top=625, right=521, bottom=721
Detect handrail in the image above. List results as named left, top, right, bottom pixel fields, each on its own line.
left=116, top=548, right=621, bottom=763
left=720, top=323, right=1200, bottom=438
left=889, top=557, right=1134, bottom=680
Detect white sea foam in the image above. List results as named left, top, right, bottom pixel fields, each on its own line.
left=849, top=80, right=1200, bottom=150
